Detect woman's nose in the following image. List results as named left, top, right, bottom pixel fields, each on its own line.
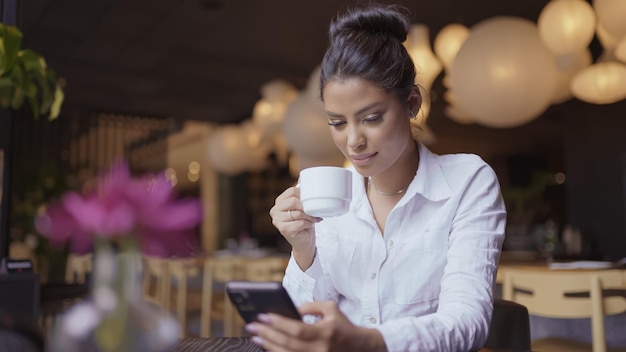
left=347, top=125, right=365, bottom=150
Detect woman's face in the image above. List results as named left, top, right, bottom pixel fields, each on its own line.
left=322, top=77, right=414, bottom=177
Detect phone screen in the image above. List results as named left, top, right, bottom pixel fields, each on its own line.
left=226, top=281, right=302, bottom=323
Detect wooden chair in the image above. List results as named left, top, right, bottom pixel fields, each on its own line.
left=242, top=256, right=289, bottom=282
left=64, top=253, right=93, bottom=284
left=167, top=257, right=203, bottom=337
left=503, top=268, right=626, bottom=352
left=200, top=256, right=245, bottom=337
left=197, top=255, right=290, bottom=337
left=8, top=241, right=36, bottom=265
left=225, top=255, right=289, bottom=335
left=141, top=255, right=170, bottom=310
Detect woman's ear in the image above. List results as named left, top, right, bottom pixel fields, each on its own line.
left=407, top=85, right=422, bottom=119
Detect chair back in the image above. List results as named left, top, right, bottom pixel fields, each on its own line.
left=141, top=255, right=170, bottom=309
left=503, top=268, right=626, bottom=352
left=64, top=253, right=93, bottom=284
left=201, top=256, right=245, bottom=337
left=243, top=256, right=288, bottom=282
left=484, top=298, right=531, bottom=350
left=168, top=258, right=202, bottom=337
left=198, top=255, right=290, bottom=337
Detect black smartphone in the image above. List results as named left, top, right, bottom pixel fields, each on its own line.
left=226, top=281, right=302, bottom=323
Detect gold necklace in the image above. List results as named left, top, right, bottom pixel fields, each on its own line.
left=368, top=177, right=407, bottom=196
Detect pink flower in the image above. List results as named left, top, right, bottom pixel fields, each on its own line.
left=35, top=201, right=78, bottom=243
left=122, top=171, right=204, bottom=250
left=36, top=160, right=203, bottom=257
left=140, top=231, right=201, bottom=257
left=62, top=192, right=136, bottom=238
left=34, top=201, right=93, bottom=253
left=125, top=173, right=173, bottom=207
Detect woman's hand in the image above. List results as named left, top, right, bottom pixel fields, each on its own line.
left=269, top=186, right=320, bottom=270
left=245, top=301, right=387, bottom=352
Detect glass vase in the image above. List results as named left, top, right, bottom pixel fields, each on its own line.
left=47, top=239, right=180, bottom=352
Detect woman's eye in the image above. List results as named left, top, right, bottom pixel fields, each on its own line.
left=364, top=114, right=382, bottom=123
left=328, top=120, right=346, bottom=127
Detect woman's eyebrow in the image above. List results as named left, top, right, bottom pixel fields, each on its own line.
left=326, top=102, right=383, bottom=118
left=326, top=111, right=344, bottom=118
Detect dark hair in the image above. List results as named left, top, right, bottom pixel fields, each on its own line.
left=320, top=2, right=417, bottom=105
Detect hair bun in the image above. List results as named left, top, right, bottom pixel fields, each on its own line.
left=330, top=4, right=410, bottom=43
left=320, top=2, right=417, bottom=103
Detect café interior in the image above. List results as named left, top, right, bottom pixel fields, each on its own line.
left=1, top=0, right=626, bottom=351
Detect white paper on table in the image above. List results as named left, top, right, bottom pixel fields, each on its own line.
left=548, top=260, right=614, bottom=269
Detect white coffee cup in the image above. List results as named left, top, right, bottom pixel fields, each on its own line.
left=299, top=166, right=352, bottom=217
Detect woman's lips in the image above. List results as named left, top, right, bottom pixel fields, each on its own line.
left=350, top=152, right=376, bottom=166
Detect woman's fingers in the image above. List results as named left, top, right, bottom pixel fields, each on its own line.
left=273, top=186, right=300, bottom=204
left=249, top=318, right=312, bottom=352
left=247, top=303, right=366, bottom=352
left=269, top=185, right=321, bottom=254
left=270, top=186, right=320, bottom=224
left=298, top=301, right=337, bottom=317
left=265, top=313, right=312, bottom=338
left=271, top=205, right=320, bottom=239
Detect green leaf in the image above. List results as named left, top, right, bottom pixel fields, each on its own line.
left=12, top=62, right=27, bottom=92
left=0, top=77, right=15, bottom=88
left=45, top=69, right=59, bottom=89
left=49, top=84, right=64, bottom=120
left=39, top=77, right=53, bottom=114
left=0, top=85, right=14, bottom=108
left=25, top=80, right=38, bottom=98
left=10, top=85, right=24, bottom=109
left=0, top=23, right=23, bottom=73
left=18, top=49, right=44, bottom=73
left=0, top=23, right=64, bottom=119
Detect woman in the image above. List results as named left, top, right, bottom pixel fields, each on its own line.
left=246, top=3, right=506, bottom=351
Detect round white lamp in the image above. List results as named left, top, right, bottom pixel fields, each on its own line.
left=450, top=16, right=557, bottom=128
left=434, top=23, right=470, bottom=73
left=283, top=94, right=342, bottom=160
left=538, top=0, right=596, bottom=56
left=615, top=35, right=626, bottom=63
left=551, top=49, right=593, bottom=104
left=593, top=0, right=626, bottom=43
left=571, top=61, right=626, bottom=104
left=405, top=24, right=443, bottom=91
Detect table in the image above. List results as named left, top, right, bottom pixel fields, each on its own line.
left=495, top=261, right=626, bottom=348
left=172, top=337, right=529, bottom=351
left=173, top=337, right=263, bottom=352
left=496, top=259, right=626, bottom=285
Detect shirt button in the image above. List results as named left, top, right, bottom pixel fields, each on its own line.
left=369, top=317, right=377, bottom=324
left=370, top=273, right=376, bottom=280
left=388, top=240, right=394, bottom=248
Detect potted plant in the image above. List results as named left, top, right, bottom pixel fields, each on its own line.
left=501, top=170, right=555, bottom=252
left=0, top=22, right=64, bottom=119
left=1, top=21, right=65, bottom=277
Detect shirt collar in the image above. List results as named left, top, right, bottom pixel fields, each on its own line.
left=406, top=143, right=452, bottom=202
left=349, top=142, right=452, bottom=214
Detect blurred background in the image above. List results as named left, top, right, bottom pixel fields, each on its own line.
left=2, top=0, right=626, bottom=281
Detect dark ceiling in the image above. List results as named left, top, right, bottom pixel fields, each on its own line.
left=20, top=0, right=551, bottom=125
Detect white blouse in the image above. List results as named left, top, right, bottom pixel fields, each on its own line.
left=283, top=144, right=506, bottom=352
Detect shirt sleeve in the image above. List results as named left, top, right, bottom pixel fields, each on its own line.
left=377, top=162, right=506, bottom=352
left=282, top=252, right=320, bottom=306
left=282, top=243, right=341, bottom=308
